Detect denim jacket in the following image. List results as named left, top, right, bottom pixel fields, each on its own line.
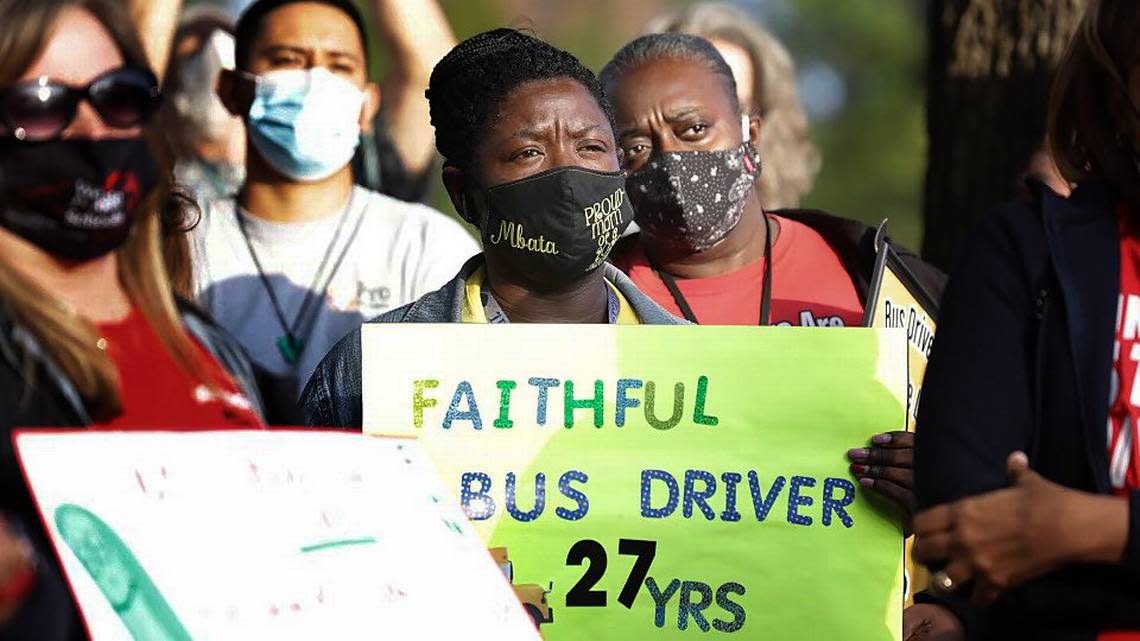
left=301, top=254, right=686, bottom=428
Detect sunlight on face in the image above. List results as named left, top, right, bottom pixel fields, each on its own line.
left=17, top=7, right=136, bottom=140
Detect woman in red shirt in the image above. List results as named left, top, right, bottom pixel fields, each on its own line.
left=599, top=31, right=935, bottom=552
left=0, top=1, right=265, bottom=638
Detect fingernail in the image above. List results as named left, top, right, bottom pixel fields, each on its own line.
left=859, top=477, right=874, bottom=488
left=850, top=464, right=869, bottom=475
left=872, top=434, right=892, bottom=445
left=847, top=448, right=869, bottom=460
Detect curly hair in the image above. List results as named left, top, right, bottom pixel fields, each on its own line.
left=426, top=28, right=614, bottom=173
left=647, top=2, right=821, bottom=209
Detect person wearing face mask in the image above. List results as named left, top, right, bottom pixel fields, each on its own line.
left=197, top=0, right=478, bottom=423
left=300, top=28, right=686, bottom=429
left=224, top=0, right=455, bottom=203
left=161, top=9, right=247, bottom=206
left=600, top=33, right=945, bottom=512
left=601, top=33, right=945, bottom=330
left=908, top=2, right=1140, bottom=639
left=0, top=1, right=266, bottom=638
left=646, top=3, right=821, bottom=211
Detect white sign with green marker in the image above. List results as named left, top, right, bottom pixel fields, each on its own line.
left=15, top=430, right=539, bottom=641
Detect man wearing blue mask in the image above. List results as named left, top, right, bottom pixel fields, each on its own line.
left=193, top=0, right=478, bottom=422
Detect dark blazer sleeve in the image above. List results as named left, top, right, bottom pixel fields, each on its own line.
left=300, top=328, right=363, bottom=430
left=912, top=205, right=1039, bottom=630
left=916, top=205, right=1038, bottom=508
left=915, top=202, right=1140, bottom=634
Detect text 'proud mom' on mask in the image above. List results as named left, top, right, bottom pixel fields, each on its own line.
left=487, top=185, right=627, bottom=258
left=478, top=167, right=633, bottom=282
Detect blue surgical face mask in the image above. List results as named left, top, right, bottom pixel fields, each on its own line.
left=245, top=67, right=365, bottom=182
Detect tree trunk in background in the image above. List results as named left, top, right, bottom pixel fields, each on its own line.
left=921, top=0, right=1084, bottom=271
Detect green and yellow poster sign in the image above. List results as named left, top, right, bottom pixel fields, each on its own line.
left=362, top=325, right=907, bottom=640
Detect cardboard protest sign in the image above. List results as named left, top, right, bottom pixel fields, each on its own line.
left=14, top=430, right=539, bottom=641
left=863, top=240, right=940, bottom=605
left=362, top=325, right=908, bottom=640
left=863, top=242, right=939, bottom=430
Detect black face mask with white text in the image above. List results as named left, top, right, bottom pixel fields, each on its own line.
left=471, top=166, right=633, bottom=288
left=0, top=138, right=157, bottom=261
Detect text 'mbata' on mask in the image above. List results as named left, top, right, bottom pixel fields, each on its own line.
left=473, top=166, right=634, bottom=288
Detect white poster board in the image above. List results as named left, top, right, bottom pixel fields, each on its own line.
left=14, top=429, right=540, bottom=641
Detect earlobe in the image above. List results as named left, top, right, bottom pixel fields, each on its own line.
left=442, top=164, right=477, bottom=226
left=360, top=83, right=381, bottom=132
left=746, top=114, right=762, bottom=146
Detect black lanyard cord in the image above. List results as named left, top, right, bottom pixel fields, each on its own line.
left=236, top=189, right=359, bottom=361
left=294, top=206, right=367, bottom=340
left=653, top=213, right=774, bottom=326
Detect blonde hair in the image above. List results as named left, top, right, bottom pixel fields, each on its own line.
left=0, top=0, right=217, bottom=419
left=649, top=2, right=821, bottom=209
left=1048, top=0, right=1140, bottom=204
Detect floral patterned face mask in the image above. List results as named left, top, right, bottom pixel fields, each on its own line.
left=626, top=141, right=761, bottom=253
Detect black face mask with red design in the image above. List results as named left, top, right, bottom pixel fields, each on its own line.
left=0, top=138, right=157, bottom=261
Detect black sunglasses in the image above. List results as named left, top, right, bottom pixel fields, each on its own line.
left=0, top=67, right=161, bottom=141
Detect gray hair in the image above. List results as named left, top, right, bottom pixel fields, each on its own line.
left=600, top=32, right=741, bottom=116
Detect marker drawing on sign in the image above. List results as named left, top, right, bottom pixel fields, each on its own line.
left=54, top=503, right=191, bottom=641
left=299, top=537, right=379, bottom=554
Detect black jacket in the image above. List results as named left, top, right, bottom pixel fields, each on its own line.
left=774, top=209, right=946, bottom=305
left=915, top=183, right=1140, bottom=640
left=0, top=302, right=264, bottom=641
left=615, top=209, right=947, bottom=312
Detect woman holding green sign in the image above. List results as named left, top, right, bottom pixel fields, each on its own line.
left=301, top=28, right=685, bottom=429
left=913, top=1, right=1140, bottom=639
left=597, top=34, right=925, bottom=535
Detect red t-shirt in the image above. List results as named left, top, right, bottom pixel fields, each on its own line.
left=1108, top=209, right=1140, bottom=493
left=1102, top=207, right=1140, bottom=641
left=92, top=309, right=263, bottom=429
left=612, top=214, right=864, bottom=326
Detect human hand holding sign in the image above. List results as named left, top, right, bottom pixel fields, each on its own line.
left=848, top=430, right=914, bottom=534
left=914, top=452, right=1129, bottom=604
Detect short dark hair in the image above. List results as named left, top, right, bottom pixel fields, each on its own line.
left=600, top=32, right=740, bottom=115
left=426, top=28, right=615, bottom=172
left=234, top=0, right=369, bottom=72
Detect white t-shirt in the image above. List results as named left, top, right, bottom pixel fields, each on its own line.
left=191, top=186, right=479, bottom=405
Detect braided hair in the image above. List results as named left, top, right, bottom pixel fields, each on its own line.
left=426, top=28, right=614, bottom=172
